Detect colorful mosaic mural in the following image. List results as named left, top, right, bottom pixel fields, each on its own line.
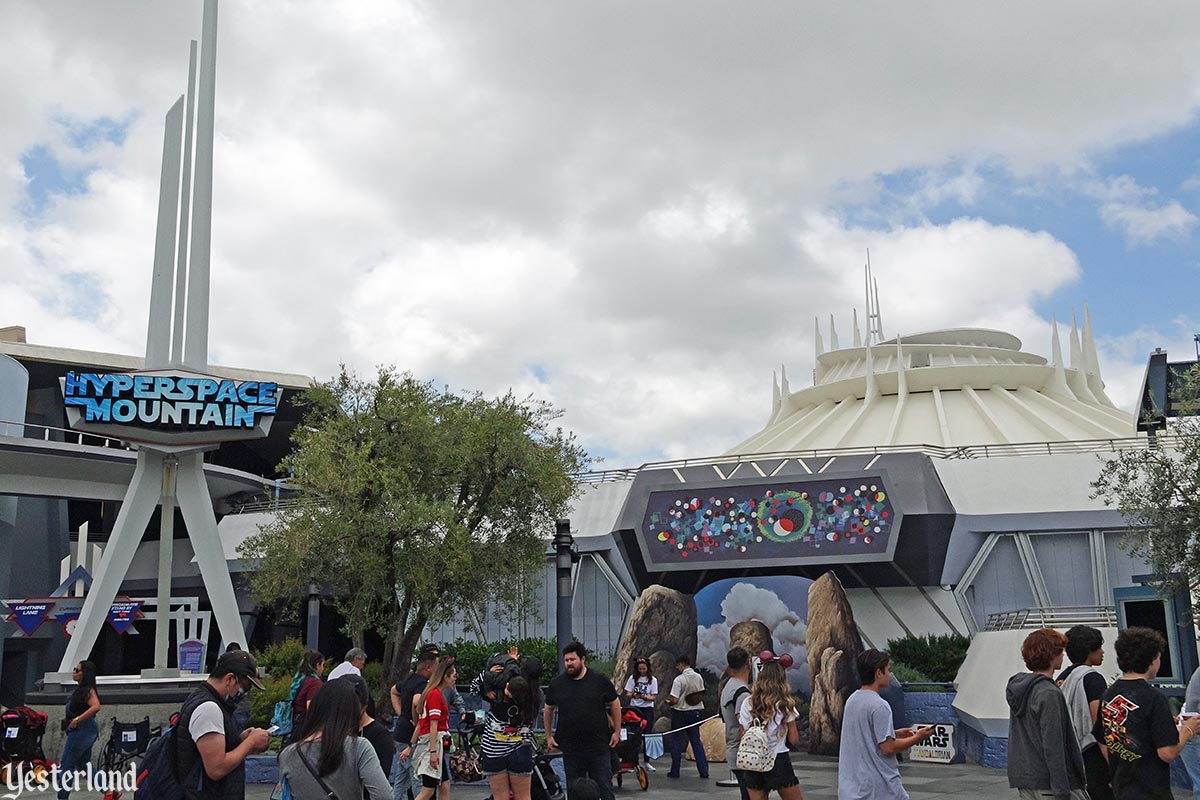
left=641, top=477, right=895, bottom=563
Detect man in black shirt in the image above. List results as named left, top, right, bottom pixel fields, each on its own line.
left=390, top=644, right=440, bottom=800
left=543, top=642, right=621, bottom=800
left=1057, top=625, right=1113, bottom=800
left=1094, top=627, right=1200, bottom=800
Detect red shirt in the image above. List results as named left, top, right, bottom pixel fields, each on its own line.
left=293, top=676, right=322, bottom=716
left=417, top=688, right=447, bottom=736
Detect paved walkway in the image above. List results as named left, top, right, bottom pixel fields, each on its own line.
left=236, top=751, right=1173, bottom=800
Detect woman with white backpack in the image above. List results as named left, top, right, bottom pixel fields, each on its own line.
left=736, top=651, right=802, bottom=800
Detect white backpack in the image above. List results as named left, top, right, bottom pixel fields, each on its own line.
left=736, top=719, right=775, bottom=772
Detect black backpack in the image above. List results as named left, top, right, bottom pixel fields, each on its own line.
left=135, top=701, right=205, bottom=800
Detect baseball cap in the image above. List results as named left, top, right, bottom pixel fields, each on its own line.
left=215, top=650, right=265, bottom=690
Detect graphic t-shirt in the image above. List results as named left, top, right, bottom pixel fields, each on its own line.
left=545, top=669, right=618, bottom=752
left=837, top=689, right=906, bottom=800
left=1093, top=678, right=1180, bottom=800
left=624, top=676, right=658, bottom=708
left=417, top=688, right=447, bottom=737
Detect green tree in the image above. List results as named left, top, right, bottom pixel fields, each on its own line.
left=238, top=367, right=589, bottom=709
left=1092, top=363, right=1200, bottom=592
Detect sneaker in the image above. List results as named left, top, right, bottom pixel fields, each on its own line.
left=644, top=763, right=656, bottom=772
left=667, top=772, right=680, bottom=779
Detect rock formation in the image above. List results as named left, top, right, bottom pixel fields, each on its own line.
left=688, top=717, right=727, bottom=762
left=729, top=619, right=773, bottom=656
left=805, top=571, right=862, bottom=755
left=613, top=584, right=697, bottom=724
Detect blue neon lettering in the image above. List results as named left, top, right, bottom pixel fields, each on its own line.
left=63, top=373, right=279, bottom=429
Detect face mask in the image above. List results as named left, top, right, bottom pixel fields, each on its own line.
left=228, top=679, right=248, bottom=704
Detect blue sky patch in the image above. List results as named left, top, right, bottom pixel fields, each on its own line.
left=20, top=145, right=94, bottom=217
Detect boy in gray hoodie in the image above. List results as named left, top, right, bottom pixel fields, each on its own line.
left=1006, top=628, right=1087, bottom=800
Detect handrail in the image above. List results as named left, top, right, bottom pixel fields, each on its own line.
left=983, top=605, right=1117, bottom=632
left=0, top=418, right=132, bottom=450
left=574, top=435, right=1176, bottom=484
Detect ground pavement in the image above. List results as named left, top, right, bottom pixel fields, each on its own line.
left=236, top=752, right=1195, bottom=800
left=30, top=753, right=1189, bottom=798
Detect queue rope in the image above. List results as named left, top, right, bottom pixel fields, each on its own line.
left=651, top=713, right=720, bottom=736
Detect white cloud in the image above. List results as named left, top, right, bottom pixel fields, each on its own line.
left=1090, top=176, right=1198, bottom=245
left=4, top=3, right=1200, bottom=465
left=720, top=582, right=800, bottom=630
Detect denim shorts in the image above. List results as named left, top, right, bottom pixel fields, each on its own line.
left=481, top=744, right=534, bottom=777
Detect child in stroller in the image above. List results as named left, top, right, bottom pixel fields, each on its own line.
left=612, top=710, right=648, bottom=791
left=0, top=706, right=52, bottom=784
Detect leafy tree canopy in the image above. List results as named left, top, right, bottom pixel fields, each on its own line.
left=1092, top=363, right=1200, bottom=593
left=238, top=367, right=589, bottom=701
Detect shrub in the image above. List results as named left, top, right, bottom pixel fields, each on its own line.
left=249, top=674, right=292, bottom=728
left=889, top=662, right=932, bottom=684
left=885, top=633, right=970, bottom=683
left=434, top=637, right=560, bottom=685
left=252, top=639, right=309, bottom=681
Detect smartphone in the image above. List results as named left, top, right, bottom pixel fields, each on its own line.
left=267, top=724, right=281, bottom=734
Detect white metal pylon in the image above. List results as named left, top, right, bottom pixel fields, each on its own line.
left=57, top=0, right=244, bottom=678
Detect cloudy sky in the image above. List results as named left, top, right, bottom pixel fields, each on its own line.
left=6, top=2, right=1200, bottom=467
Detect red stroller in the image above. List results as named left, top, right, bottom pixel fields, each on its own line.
left=612, top=709, right=648, bottom=791
left=0, top=706, right=52, bottom=784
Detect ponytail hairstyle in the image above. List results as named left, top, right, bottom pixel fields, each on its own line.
left=415, top=659, right=457, bottom=718
left=298, top=649, right=325, bottom=678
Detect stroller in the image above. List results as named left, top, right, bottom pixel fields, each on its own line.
left=612, top=710, right=648, bottom=791
left=0, top=706, right=51, bottom=784
left=450, top=712, right=485, bottom=784
left=530, top=746, right=564, bottom=800
left=99, top=715, right=160, bottom=798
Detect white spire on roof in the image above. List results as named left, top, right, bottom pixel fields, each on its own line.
left=1067, top=311, right=1097, bottom=403
left=814, top=317, right=824, bottom=358
left=770, top=371, right=781, bottom=424
left=852, top=309, right=862, bottom=348
left=1081, top=303, right=1114, bottom=406
left=829, top=314, right=840, bottom=350
left=1045, top=316, right=1072, bottom=400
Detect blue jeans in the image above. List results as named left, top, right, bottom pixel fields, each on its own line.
left=562, top=747, right=614, bottom=800
left=391, top=750, right=417, bottom=800
left=668, top=710, right=708, bottom=777
left=1181, top=736, right=1200, bottom=800
left=58, top=717, right=99, bottom=800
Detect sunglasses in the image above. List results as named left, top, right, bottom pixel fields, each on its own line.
left=758, top=650, right=795, bottom=668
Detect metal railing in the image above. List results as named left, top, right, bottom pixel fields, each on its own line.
left=0, top=418, right=132, bottom=450
left=574, top=435, right=1176, bottom=484
left=983, top=605, right=1118, bottom=632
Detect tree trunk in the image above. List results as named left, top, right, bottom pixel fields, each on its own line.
left=352, top=627, right=365, bottom=651
left=378, top=596, right=414, bottom=724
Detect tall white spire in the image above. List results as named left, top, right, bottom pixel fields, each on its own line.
left=852, top=309, right=862, bottom=348
left=1067, top=311, right=1097, bottom=403
left=829, top=314, right=840, bottom=350
left=865, top=253, right=884, bottom=345
left=1081, top=303, right=1114, bottom=406
left=1045, top=316, right=1072, bottom=400
left=770, top=371, right=781, bottom=424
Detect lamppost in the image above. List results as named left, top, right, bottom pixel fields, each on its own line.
left=554, top=519, right=576, bottom=667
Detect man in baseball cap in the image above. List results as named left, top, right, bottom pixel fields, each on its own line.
left=172, top=649, right=270, bottom=799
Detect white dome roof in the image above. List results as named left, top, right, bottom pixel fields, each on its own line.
left=729, top=317, right=1135, bottom=454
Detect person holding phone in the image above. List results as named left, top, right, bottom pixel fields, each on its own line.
left=623, top=658, right=657, bottom=729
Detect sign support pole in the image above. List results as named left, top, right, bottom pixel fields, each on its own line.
left=145, top=457, right=179, bottom=677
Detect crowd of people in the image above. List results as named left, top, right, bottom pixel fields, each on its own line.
left=37, top=627, right=1200, bottom=800
left=1008, top=625, right=1200, bottom=800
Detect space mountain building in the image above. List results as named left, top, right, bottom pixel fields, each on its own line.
left=457, top=301, right=1191, bottom=763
